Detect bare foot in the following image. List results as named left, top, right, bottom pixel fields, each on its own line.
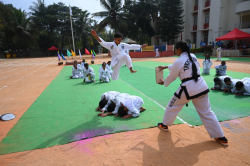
left=140, top=107, right=146, bottom=112
left=131, top=70, right=137, bottom=73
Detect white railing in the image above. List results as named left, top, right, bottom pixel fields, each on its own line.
left=234, top=22, right=250, bottom=29
left=237, top=0, right=250, bottom=4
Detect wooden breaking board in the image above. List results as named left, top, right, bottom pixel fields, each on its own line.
left=155, top=67, right=163, bottom=84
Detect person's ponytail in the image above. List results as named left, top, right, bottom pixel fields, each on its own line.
left=186, top=46, right=198, bottom=82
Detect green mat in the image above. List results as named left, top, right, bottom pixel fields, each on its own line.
left=0, top=61, right=250, bottom=155
left=0, top=65, right=182, bottom=155
left=119, top=61, right=250, bottom=126
left=173, top=53, right=250, bottom=62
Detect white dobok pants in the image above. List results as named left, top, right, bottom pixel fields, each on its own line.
left=112, top=53, right=132, bottom=81
left=162, top=93, right=224, bottom=138
left=155, top=52, right=160, bottom=57
left=83, top=74, right=95, bottom=82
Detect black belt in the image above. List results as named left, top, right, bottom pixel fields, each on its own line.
left=181, top=75, right=200, bottom=84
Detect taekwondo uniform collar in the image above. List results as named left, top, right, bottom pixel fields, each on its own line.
left=180, top=52, right=189, bottom=57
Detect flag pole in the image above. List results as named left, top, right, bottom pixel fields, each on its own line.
left=69, top=4, right=76, bottom=61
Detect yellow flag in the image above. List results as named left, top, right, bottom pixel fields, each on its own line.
left=71, top=49, right=76, bottom=57
left=91, top=50, right=93, bottom=55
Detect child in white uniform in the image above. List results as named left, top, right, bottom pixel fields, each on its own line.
left=231, top=80, right=250, bottom=96
left=99, top=62, right=111, bottom=82
left=98, top=93, right=131, bottom=117
left=81, top=59, right=86, bottom=70
left=82, top=63, right=95, bottom=83
left=106, top=61, right=113, bottom=77
left=215, top=61, right=227, bottom=76
left=211, top=76, right=232, bottom=91
left=91, top=30, right=148, bottom=81
left=118, top=95, right=146, bottom=119
left=157, top=41, right=228, bottom=146
left=70, top=63, right=83, bottom=79
left=96, top=91, right=120, bottom=111
left=216, top=47, right=222, bottom=61
left=202, top=55, right=213, bottom=74
left=223, top=77, right=240, bottom=93
left=155, top=47, right=160, bottom=58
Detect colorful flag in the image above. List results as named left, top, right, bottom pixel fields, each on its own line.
left=61, top=53, right=66, bottom=60
left=85, top=48, right=90, bottom=55
left=92, top=51, right=95, bottom=60
left=71, top=49, right=76, bottom=57
left=92, top=50, right=96, bottom=57
left=67, top=49, right=72, bottom=58
left=79, top=49, right=81, bottom=59
left=57, top=51, right=61, bottom=60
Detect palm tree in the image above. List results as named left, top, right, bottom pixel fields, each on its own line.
left=132, top=0, right=159, bottom=43
left=92, top=0, right=131, bottom=32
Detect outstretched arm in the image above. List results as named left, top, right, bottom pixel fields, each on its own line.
left=91, top=30, right=101, bottom=42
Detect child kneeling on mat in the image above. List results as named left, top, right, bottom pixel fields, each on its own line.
left=83, top=63, right=95, bottom=83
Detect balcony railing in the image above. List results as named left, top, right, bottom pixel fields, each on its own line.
left=204, top=23, right=209, bottom=29
left=193, top=25, right=197, bottom=31
left=194, top=5, right=198, bottom=11
left=237, top=0, right=250, bottom=4
left=235, top=22, right=250, bottom=29
left=205, top=1, right=210, bottom=8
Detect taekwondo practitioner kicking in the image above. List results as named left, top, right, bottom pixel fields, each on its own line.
left=211, top=76, right=232, bottom=91
left=215, top=61, right=227, bottom=76
left=70, top=63, right=83, bottom=79
left=99, top=62, right=111, bottom=82
left=82, top=63, right=95, bottom=83
left=202, top=54, right=213, bottom=74
left=157, top=41, right=228, bottom=146
left=231, top=78, right=250, bottom=96
left=96, top=91, right=120, bottom=112
left=98, top=93, right=130, bottom=117
left=91, top=30, right=148, bottom=81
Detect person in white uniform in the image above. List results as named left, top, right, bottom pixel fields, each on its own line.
left=70, top=63, right=83, bottom=79
left=211, top=76, right=232, bottom=91
left=223, top=77, right=240, bottom=93
left=96, top=91, right=120, bottom=112
left=98, top=93, right=131, bottom=117
left=82, top=63, right=95, bottom=83
left=157, top=41, right=228, bottom=146
left=231, top=79, right=250, bottom=96
left=99, top=62, right=111, bottom=82
left=106, top=61, right=113, bottom=77
left=118, top=95, right=146, bottom=119
left=215, top=61, right=227, bottom=76
left=91, top=30, right=148, bottom=81
left=155, top=47, right=160, bottom=58
left=202, top=54, right=213, bottom=74
left=81, top=59, right=86, bottom=70
left=216, top=46, right=222, bottom=61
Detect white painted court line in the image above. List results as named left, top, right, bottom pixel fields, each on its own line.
left=119, top=78, right=192, bottom=127
left=0, top=60, right=57, bottom=91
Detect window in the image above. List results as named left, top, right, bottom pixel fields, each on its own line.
left=195, top=0, right=198, bottom=6
left=205, top=12, right=210, bottom=23
left=193, top=34, right=197, bottom=46
left=204, top=34, right=208, bottom=44
left=194, top=15, right=198, bottom=26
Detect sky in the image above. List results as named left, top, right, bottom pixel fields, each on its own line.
left=2, top=0, right=115, bottom=21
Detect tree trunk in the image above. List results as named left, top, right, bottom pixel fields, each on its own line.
left=143, top=20, right=146, bottom=44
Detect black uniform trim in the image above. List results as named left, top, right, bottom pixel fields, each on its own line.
left=174, top=86, right=210, bottom=100
left=181, top=75, right=200, bottom=84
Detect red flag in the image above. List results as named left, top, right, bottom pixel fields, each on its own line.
left=85, top=48, right=90, bottom=55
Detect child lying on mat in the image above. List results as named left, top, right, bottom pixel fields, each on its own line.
left=231, top=78, right=250, bottom=96
left=99, top=95, right=146, bottom=119
left=96, top=91, right=120, bottom=112
left=98, top=93, right=130, bottom=117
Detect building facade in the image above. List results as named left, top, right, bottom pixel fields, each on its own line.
left=151, top=0, right=250, bottom=48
